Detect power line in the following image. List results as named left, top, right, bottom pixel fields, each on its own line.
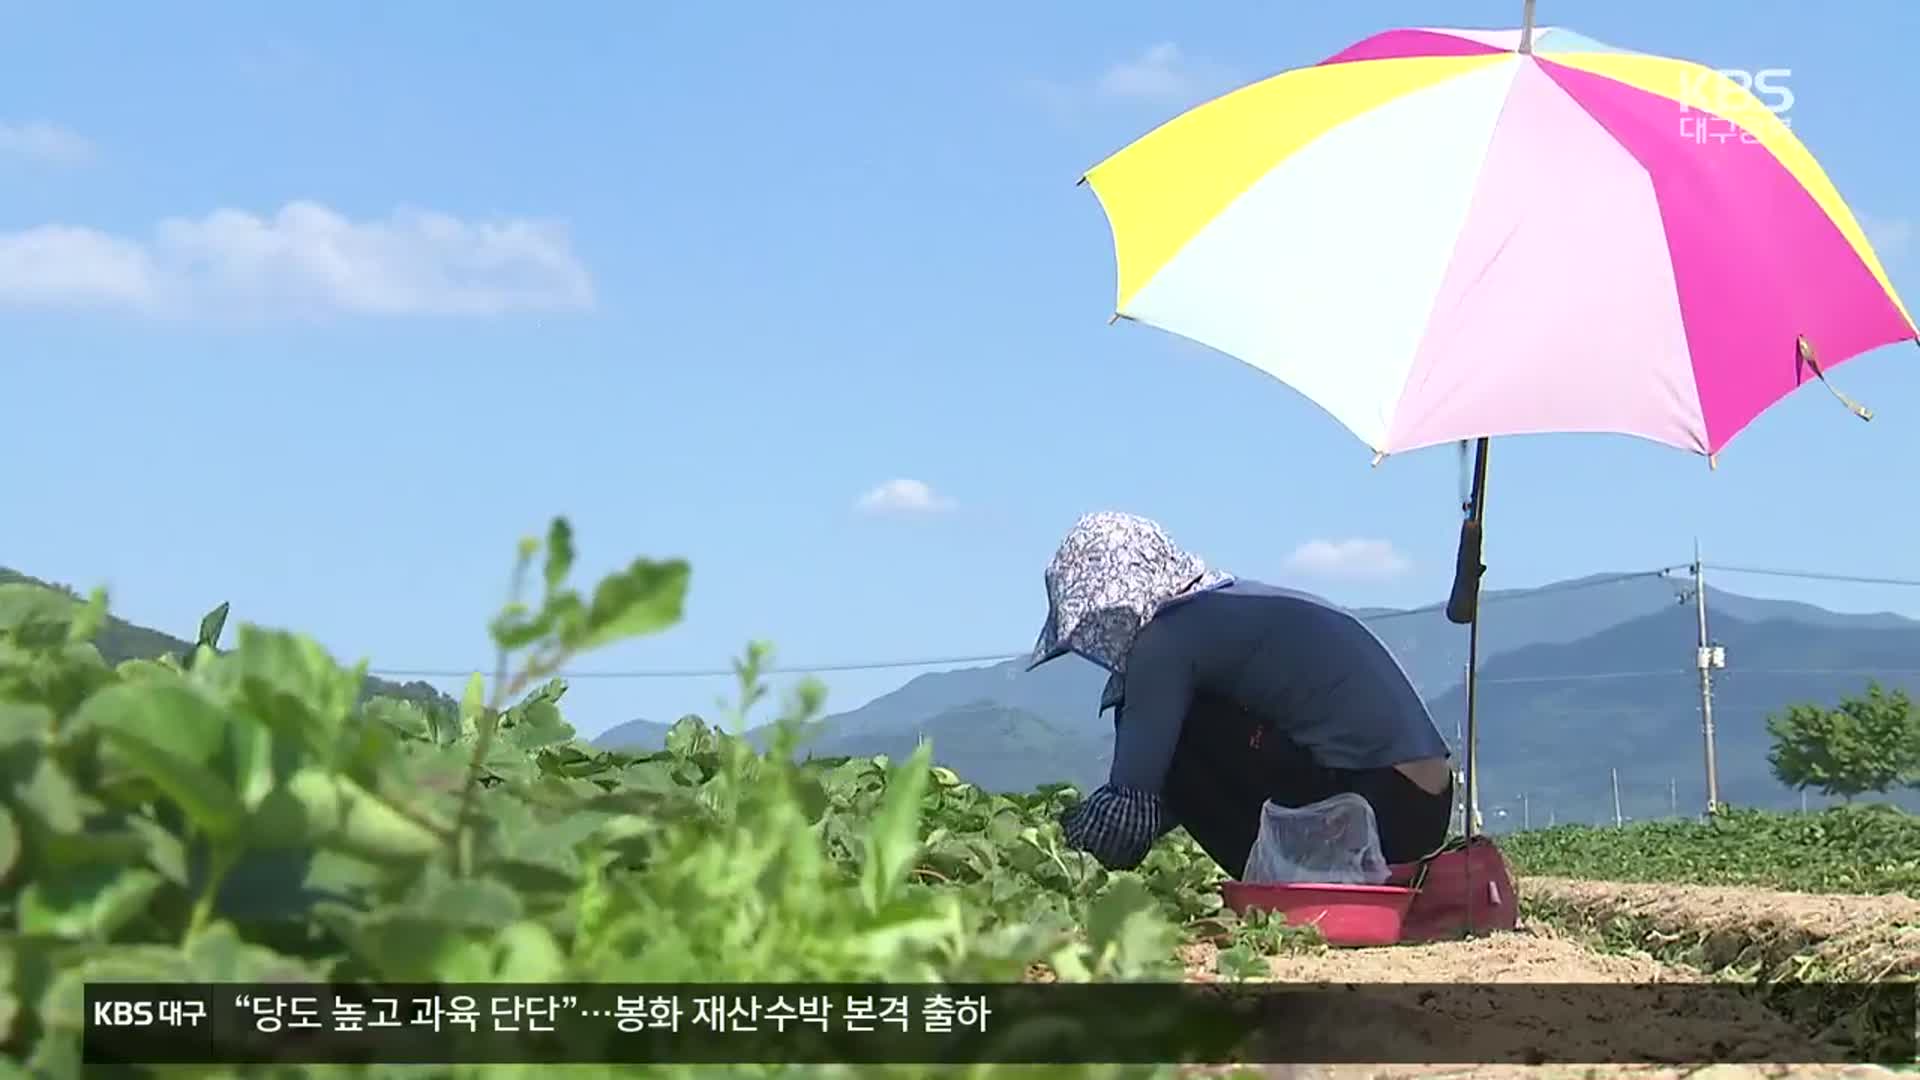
left=369, top=661, right=1920, bottom=693
left=361, top=563, right=1920, bottom=684
left=1716, top=666, right=1920, bottom=677
left=1362, top=566, right=1687, bottom=622
left=370, top=652, right=1027, bottom=681
left=1706, top=563, right=1920, bottom=589
left=1476, top=666, right=1920, bottom=687
left=366, top=565, right=1692, bottom=681
left=1476, top=669, right=1690, bottom=686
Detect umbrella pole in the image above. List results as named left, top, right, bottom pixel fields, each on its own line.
left=1445, top=436, right=1490, bottom=929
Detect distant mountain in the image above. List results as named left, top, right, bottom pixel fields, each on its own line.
left=594, top=718, right=678, bottom=753
left=585, top=574, right=1920, bottom=820
left=0, top=567, right=456, bottom=710
left=806, top=703, right=1112, bottom=795
left=591, top=702, right=1112, bottom=793
left=1358, top=572, right=1919, bottom=698
left=815, top=651, right=1103, bottom=743
left=1434, top=605, right=1920, bottom=825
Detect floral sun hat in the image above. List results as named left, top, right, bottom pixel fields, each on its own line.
left=1029, top=511, right=1232, bottom=712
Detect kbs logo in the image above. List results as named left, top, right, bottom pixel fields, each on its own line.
left=87, top=991, right=208, bottom=1029
left=1674, top=67, right=1793, bottom=144
left=93, top=1000, right=154, bottom=1025
left=1675, top=67, right=1795, bottom=119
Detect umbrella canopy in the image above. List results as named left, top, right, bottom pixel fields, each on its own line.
left=1082, top=25, right=1916, bottom=461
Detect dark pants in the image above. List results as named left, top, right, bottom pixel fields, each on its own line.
left=1158, top=693, right=1454, bottom=879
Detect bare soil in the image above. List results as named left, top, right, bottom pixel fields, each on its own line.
left=1170, top=877, right=1917, bottom=1079
left=1523, top=876, right=1920, bottom=979
left=1179, top=923, right=1683, bottom=984
left=1521, top=877, right=1920, bottom=938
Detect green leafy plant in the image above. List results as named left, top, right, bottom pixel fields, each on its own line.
left=1765, top=682, right=1920, bottom=802
left=1208, top=909, right=1320, bottom=981
left=0, top=520, right=1253, bottom=1079
left=1505, top=804, right=1920, bottom=896
left=180, top=601, right=229, bottom=671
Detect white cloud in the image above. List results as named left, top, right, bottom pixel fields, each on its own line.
left=1859, top=212, right=1911, bottom=263
left=1283, top=538, right=1412, bottom=580
left=0, top=122, right=95, bottom=166
left=1096, top=43, right=1227, bottom=104
left=1025, top=43, right=1240, bottom=120
left=854, top=479, right=957, bottom=516
left=0, top=227, right=154, bottom=308
left=0, top=201, right=594, bottom=318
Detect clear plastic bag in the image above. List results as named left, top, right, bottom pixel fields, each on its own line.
left=1241, top=792, right=1392, bottom=885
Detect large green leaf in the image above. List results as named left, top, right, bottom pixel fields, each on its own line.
left=98, top=729, right=244, bottom=840
left=79, top=687, right=255, bottom=836
left=490, top=921, right=567, bottom=981
left=502, top=691, right=576, bottom=750
left=215, top=626, right=363, bottom=751
left=542, top=517, right=576, bottom=597
left=0, top=703, right=50, bottom=749
left=0, top=804, right=17, bottom=885
left=250, top=767, right=442, bottom=863
left=460, top=672, right=487, bottom=740
left=352, top=911, right=496, bottom=982
left=1082, top=874, right=1180, bottom=979
left=16, top=864, right=164, bottom=940
left=195, top=601, right=230, bottom=652
left=0, top=584, right=80, bottom=648
left=859, top=742, right=933, bottom=914
left=184, top=921, right=318, bottom=982
left=66, top=683, right=249, bottom=843
left=362, top=696, right=434, bottom=741
left=409, top=870, right=526, bottom=930
left=11, top=749, right=87, bottom=835
left=572, top=557, right=690, bottom=650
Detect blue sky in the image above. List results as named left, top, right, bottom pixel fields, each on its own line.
left=4, top=1, right=1917, bottom=738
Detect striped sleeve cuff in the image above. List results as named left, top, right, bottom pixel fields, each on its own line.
left=1059, top=785, right=1168, bottom=870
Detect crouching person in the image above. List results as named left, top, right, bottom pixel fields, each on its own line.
left=1027, top=511, right=1455, bottom=878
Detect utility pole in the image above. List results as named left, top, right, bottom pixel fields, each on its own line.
left=1669, top=777, right=1677, bottom=817
left=1693, top=540, right=1724, bottom=815
left=1611, top=767, right=1624, bottom=827
left=1522, top=792, right=1531, bottom=831
left=1455, top=684, right=1482, bottom=834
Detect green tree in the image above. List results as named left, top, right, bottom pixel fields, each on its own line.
left=1765, top=681, right=1920, bottom=802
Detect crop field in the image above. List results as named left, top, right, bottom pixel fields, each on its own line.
left=2, top=522, right=1915, bottom=1078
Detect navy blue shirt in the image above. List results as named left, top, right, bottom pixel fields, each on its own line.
left=1111, top=580, right=1448, bottom=787
left=1058, top=580, right=1449, bottom=869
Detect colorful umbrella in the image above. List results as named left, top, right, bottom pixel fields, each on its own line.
left=1078, top=9, right=1914, bottom=847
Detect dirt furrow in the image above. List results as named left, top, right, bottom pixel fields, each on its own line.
left=1521, top=876, right=1920, bottom=979
left=1170, top=878, right=1916, bottom=1078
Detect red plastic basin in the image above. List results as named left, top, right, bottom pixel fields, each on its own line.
left=1219, top=881, right=1416, bottom=948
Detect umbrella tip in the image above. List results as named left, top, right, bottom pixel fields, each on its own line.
left=1107, top=312, right=1120, bottom=326
left=1370, top=452, right=1387, bottom=469
left=1708, top=453, right=1719, bottom=471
